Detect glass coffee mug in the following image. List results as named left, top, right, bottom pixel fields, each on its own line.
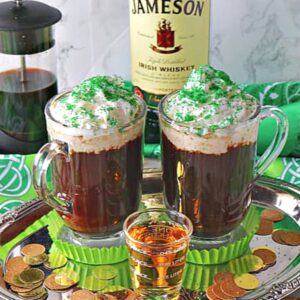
left=33, top=91, right=146, bottom=241
left=159, top=91, right=288, bottom=245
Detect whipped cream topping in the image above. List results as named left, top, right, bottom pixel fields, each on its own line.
left=50, top=76, right=139, bottom=130
left=47, top=76, right=145, bottom=153
left=163, top=65, right=258, bottom=135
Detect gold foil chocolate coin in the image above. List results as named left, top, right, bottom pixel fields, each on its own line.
left=6, top=256, right=29, bottom=273
left=261, top=209, right=284, bottom=222
left=54, top=273, right=75, bottom=287
left=211, top=283, right=233, bottom=300
left=19, top=269, right=45, bottom=284
left=220, top=279, right=246, bottom=298
left=44, top=274, right=71, bottom=291
left=96, top=293, right=117, bottom=300
left=234, top=273, right=259, bottom=290
left=105, top=289, right=139, bottom=300
left=3, top=271, right=15, bottom=285
left=256, top=219, right=273, bottom=235
left=21, top=244, right=46, bottom=257
left=205, top=286, right=219, bottom=300
left=44, top=253, right=67, bottom=269
left=252, top=248, right=277, bottom=266
left=70, top=290, right=96, bottom=300
left=54, top=269, right=79, bottom=287
left=281, top=230, right=300, bottom=246
left=81, top=275, right=108, bottom=291
left=229, top=254, right=264, bottom=273
left=10, top=285, right=35, bottom=293
left=23, top=254, right=48, bottom=266
left=0, top=270, right=5, bottom=290
left=11, top=274, right=42, bottom=289
left=92, top=266, right=118, bottom=280
left=18, top=286, right=46, bottom=298
left=272, top=230, right=287, bottom=245
left=213, top=272, right=234, bottom=284
left=19, top=289, right=47, bottom=300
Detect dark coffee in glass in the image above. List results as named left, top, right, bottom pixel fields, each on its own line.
left=33, top=76, right=146, bottom=239
left=159, top=66, right=288, bottom=245
left=0, top=68, right=57, bottom=154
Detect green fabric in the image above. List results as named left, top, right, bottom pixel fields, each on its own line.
left=257, top=102, right=300, bottom=157
left=0, top=154, right=36, bottom=214
left=242, top=81, right=300, bottom=107
left=243, top=81, right=300, bottom=157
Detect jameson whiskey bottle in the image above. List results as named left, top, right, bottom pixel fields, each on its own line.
left=130, top=0, right=210, bottom=143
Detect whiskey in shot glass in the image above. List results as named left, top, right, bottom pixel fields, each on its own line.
left=124, top=208, right=193, bottom=299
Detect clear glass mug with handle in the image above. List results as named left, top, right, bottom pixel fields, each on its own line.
left=159, top=90, right=288, bottom=247
left=33, top=90, right=147, bottom=244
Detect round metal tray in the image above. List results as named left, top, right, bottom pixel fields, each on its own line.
left=0, top=170, right=299, bottom=300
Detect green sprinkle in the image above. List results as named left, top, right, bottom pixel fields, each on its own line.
left=204, top=114, right=212, bottom=120
left=65, top=103, right=76, bottom=110
left=108, top=116, right=117, bottom=127
left=71, top=75, right=136, bottom=107
left=184, top=115, right=194, bottom=122
left=175, top=112, right=184, bottom=122
left=53, top=75, right=138, bottom=130
left=164, top=65, right=258, bottom=134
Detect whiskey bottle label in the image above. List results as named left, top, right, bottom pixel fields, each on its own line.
left=130, top=0, right=210, bottom=108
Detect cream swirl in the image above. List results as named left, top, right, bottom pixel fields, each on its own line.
left=50, top=76, right=139, bottom=130
left=163, top=65, right=258, bottom=135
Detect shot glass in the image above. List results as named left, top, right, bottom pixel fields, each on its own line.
left=123, top=208, right=193, bottom=299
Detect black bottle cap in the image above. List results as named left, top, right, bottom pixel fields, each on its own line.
left=0, top=0, right=62, bottom=54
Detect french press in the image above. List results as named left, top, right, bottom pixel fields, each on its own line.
left=0, top=0, right=61, bottom=154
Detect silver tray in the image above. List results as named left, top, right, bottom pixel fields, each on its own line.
left=0, top=170, right=300, bottom=300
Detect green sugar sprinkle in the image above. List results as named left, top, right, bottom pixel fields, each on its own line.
left=54, top=75, right=138, bottom=130
left=71, top=76, right=137, bottom=106
left=108, top=116, right=117, bottom=128
left=165, top=65, right=257, bottom=134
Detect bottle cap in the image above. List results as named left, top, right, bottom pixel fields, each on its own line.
left=0, top=0, right=62, bottom=54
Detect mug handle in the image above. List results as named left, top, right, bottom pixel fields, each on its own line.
left=32, top=140, right=72, bottom=213
left=254, top=106, right=289, bottom=177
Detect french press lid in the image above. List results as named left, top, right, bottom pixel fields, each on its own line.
left=0, top=0, right=62, bottom=55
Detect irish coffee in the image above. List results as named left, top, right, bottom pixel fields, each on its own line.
left=159, top=65, right=260, bottom=239
left=34, top=75, right=146, bottom=237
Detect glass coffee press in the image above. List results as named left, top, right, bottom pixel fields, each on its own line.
left=0, top=0, right=61, bottom=154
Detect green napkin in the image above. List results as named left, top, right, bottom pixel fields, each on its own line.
left=258, top=102, right=300, bottom=157
left=243, top=82, right=300, bottom=157
left=0, top=154, right=36, bottom=214
left=242, top=81, right=300, bottom=107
